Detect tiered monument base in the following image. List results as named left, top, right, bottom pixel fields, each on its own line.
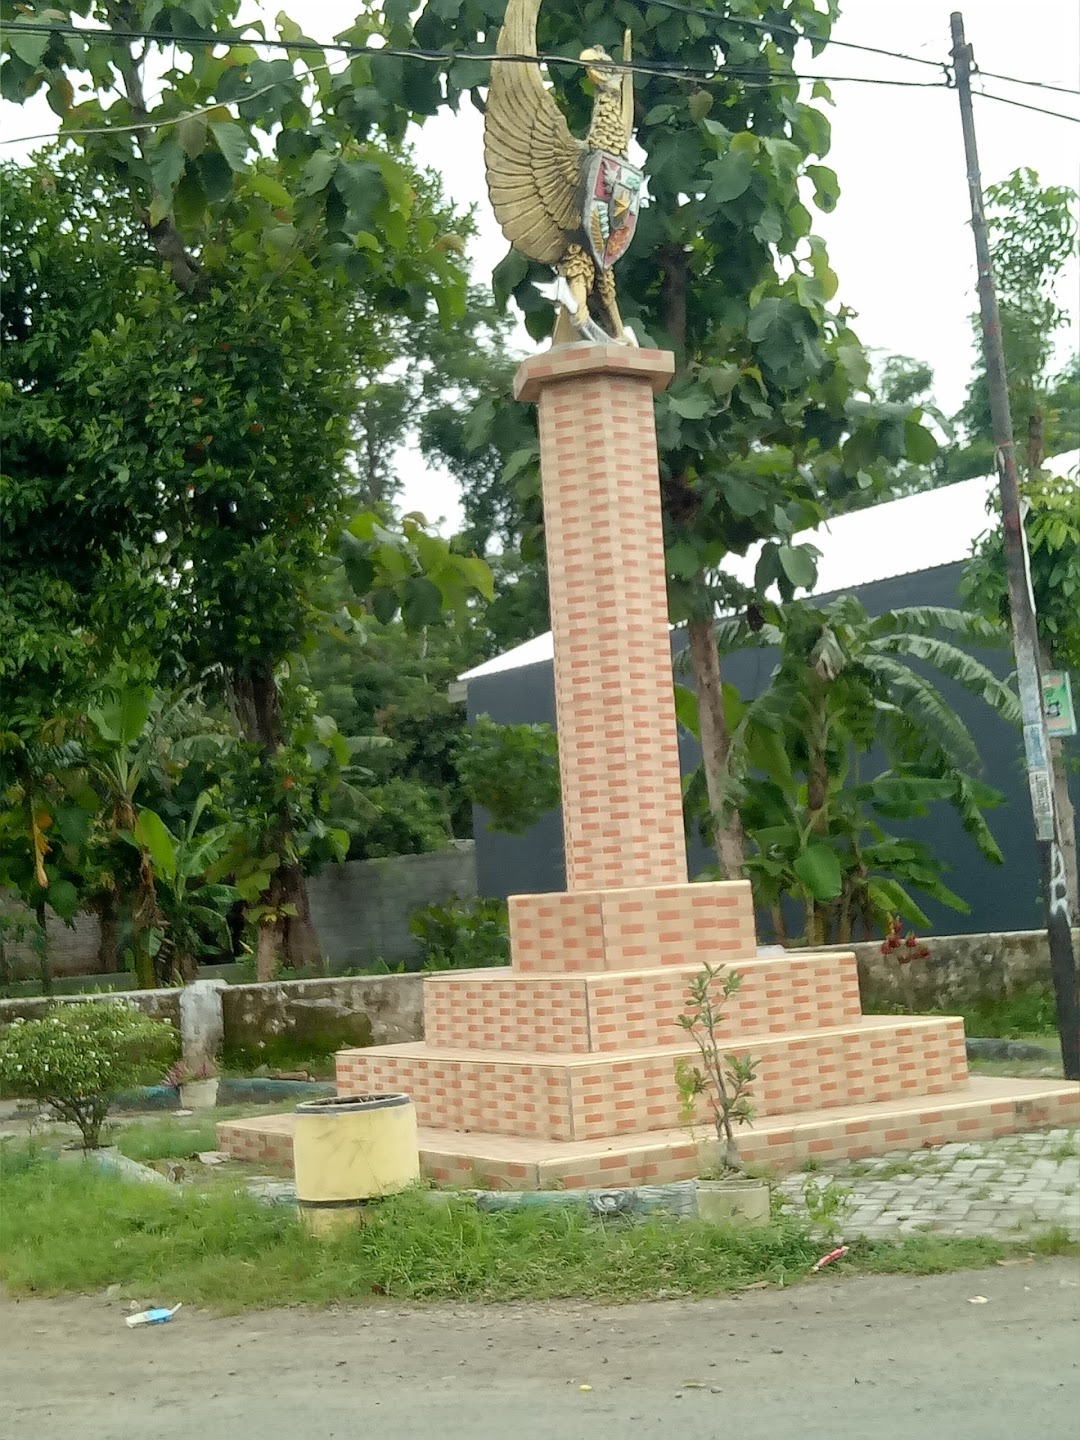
left=219, top=881, right=1079, bottom=1185
left=219, top=345, right=1078, bottom=1184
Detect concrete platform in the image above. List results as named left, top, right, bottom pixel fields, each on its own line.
left=217, top=1075, right=1080, bottom=1188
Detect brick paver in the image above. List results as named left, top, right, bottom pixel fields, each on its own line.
left=778, top=1127, right=1080, bottom=1240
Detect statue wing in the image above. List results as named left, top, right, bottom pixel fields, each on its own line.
left=484, top=0, right=586, bottom=266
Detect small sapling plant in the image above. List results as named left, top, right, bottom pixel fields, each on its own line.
left=675, top=964, right=758, bottom=1176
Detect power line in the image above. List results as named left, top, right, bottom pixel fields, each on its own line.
left=2, top=66, right=951, bottom=147
left=0, top=19, right=891, bottom=84
left=639, top=0, right=944, bottom=70
left=972, top=86, right=1080, bottom=123
left=7, top=16, right=1075, bottom=99
left=972, top=68, right=1080, bottom=97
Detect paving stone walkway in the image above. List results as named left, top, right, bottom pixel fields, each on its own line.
left=778, top=1126, right=1080, bottom=1241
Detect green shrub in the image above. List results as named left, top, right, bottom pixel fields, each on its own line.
left=409, top=896, right=510, bottom=970
left=0, top=1002, right=177, bottom=1149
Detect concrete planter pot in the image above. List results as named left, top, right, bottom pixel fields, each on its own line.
left=179, top=1078, right=219, bottom=1110
left=695, top=1177, right=771, bottom=1228
left=293, top=1093, right=420, bottom=1237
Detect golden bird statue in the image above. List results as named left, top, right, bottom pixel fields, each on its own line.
left=483, top=0, right=643, bottom=345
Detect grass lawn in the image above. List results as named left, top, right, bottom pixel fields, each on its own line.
left=966, top=1032, right=1063, bottom=1079
left=109, top=1106, right=290, bottom=1165
left=0, top=1146, right=1074, bottom=1314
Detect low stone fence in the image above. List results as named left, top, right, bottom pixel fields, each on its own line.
left=0, top=928, right=1069, bottom=1070
left=0, top=973, right=425, bottom=1070
left=838, top=927, right=1074, bottom=1013
left=221, top=975, right=423, bottom=1056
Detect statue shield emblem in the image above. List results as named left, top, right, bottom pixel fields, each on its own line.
left=584, top=151, right=644, bottom=271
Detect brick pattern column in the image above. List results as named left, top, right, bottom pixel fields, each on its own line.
left=515, top=345, right=686, bottom=892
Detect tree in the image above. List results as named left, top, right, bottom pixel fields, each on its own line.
left=948, top=166, right=1080, bottom=919
left=964, top=471, right=1080, bottom=919
left=3, top=0, right=499, bottom=973
left=409, top=0, right=938, bottom=875
left=679, top=599, right=1018, bottom=945
left=948, top=168, right=1078, bottom=479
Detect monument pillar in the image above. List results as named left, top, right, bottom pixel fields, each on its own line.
left=515, top=344, right=684, bottom=892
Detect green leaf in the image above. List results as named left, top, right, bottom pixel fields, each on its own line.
left=300, top=149, right=338, bottom=195
left=149, top=138, right=186, bottom=199
left=46, top=879, right=80, bottom=921
left=492, top=248, right=529, bottom=310
left=208, top=120, right=249, bottom=173
left=903, top=416, right=939, bottom=464
left=666, top=540, right=700, bottom=580
left=334, top=159, right=383, bottom=225
left=198, top=151, right=234, bottom=202
left=176, top=116, right=208, bottom=159
left=669, top=392, right=713, bottom=421
left=173, top=168, right=207, bottom=228
left=723, top=476, right=767, bottom=517
left=90, top=686, right=154, bottom=746
left=371, top=588, right=400, bottom=625
left=7, top=26, right=49, bottom=67
left=777, top=543, right=817, bottom=592
left=250, top=171, right=293, bottom=208
left=673, top=683, right=700, bottom=737
left=688, top=90, right=713, bottom=121
left=793, top=845, right=842, bottom=901
left=402, top=576, right=447, bottom=629
left=806, top=163, right=840, bottom=212
left=707, top=150, right=754, bottom=203
left=135, top=808, right=178, bottom=881
left=340, top=534, right=376, bottom=596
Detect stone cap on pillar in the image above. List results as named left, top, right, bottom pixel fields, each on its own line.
left=514, top=343, right=675, bottom=403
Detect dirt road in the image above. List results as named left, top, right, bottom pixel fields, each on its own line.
left=4, top=1262, right=1078, bottom=1439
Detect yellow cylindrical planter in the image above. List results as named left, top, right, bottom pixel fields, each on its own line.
left=293, top=1094, right=419, bottom=1237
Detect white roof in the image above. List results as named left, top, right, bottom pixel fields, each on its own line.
left=459, top=451, right=1079, bottom=683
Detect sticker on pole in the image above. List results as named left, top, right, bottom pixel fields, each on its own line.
left=1043, top=671, right=1077, bottom=739
left=1028, top=769, right=1055, bottom=841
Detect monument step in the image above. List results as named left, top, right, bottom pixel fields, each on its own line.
left=335, top=1015, right=969, bottom=1144
left=216, top=1075, right=1080, bottom=1187
left=424, top=949, right=863, bottom=1054
left=507, top=879, right=757, bottom=974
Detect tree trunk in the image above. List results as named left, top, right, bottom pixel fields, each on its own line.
left=96, top=892, right=119, bottom=974
left=33, top=902, right=53, bottom=996
left=769, top=903, right=788, bottom=947
left=687, top=617, right=745, bottom=878
left=233, top=664, right=322, bottom=977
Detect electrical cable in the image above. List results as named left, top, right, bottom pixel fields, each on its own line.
left=971, top=86, right=1080, bottom=123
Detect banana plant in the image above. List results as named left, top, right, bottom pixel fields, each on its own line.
left=128, top=792, right=238, bottom=984
left=679, top=598, right=1019, bottom=945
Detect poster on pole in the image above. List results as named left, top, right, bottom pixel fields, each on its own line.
left=1043, top=671, right=1077, bottom=738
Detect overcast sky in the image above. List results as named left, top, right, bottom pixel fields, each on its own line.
left=3, top=1, right=1077, bottom=532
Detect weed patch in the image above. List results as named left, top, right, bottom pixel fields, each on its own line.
left=1, top=1150, right=1075, bottom=1314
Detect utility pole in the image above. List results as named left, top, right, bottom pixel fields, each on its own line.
left=950, top=12, right=1079, bottom=1079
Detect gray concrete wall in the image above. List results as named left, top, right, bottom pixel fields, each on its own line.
left=306, top=843, right=476, bottom=971
left=0, top=903, right=102, bottom=979
left=0, top=844, right=476, bottom=982
left=467, top=563, right=1080, bottom=938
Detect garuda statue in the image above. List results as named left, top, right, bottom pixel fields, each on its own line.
left=483, top=0, right=642, bottom=346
